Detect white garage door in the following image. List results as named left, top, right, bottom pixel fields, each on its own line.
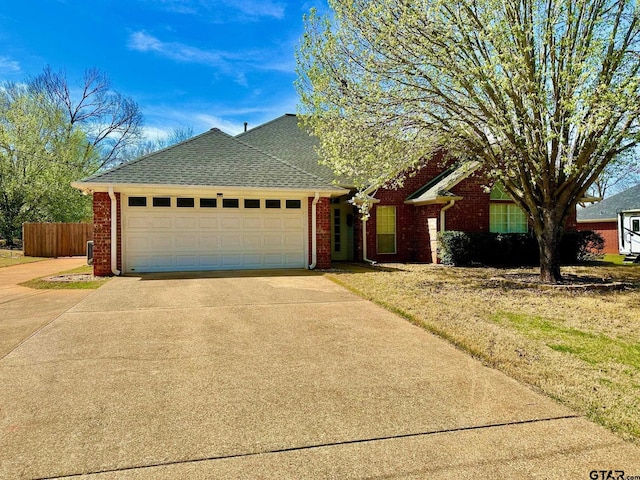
left=123, top=195, right=307, bottom=273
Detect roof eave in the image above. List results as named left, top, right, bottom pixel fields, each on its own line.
left=405, top=195, right=464, bottom=206
left=71, top=181, right=348, bottom=197
left=576, top=217, right=617, bottom=223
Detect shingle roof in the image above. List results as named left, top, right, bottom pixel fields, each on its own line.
left=78, top=126, right=342, bottom=191
left=577, top=183, right=640, bottom=221
left=237, top=114, right=348, bottom=185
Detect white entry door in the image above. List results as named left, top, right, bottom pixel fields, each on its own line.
left=122, top=195, right=307, bottom=273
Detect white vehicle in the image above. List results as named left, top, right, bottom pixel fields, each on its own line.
left=619, top=210, right=640, bottom=259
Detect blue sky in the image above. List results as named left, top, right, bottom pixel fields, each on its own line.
left=0, top=0, right=328, bottom=137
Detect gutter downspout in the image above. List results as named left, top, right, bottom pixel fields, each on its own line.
left=308, top=193, right=320, bottom=269
left=108, top=186, right=121, bottom=276
left=362, top=218, right=376, bottom=265
left=439, top=200, right=456, bottom=233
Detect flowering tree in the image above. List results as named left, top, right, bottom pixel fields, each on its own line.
left=297, top=0, right=640, bottom=282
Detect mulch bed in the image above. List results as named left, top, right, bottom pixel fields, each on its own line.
left=490, top=273, right=629, bottom=291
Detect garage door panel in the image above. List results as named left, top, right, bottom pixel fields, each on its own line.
left=221, top=217, right=241, bottom=229
left=176, top=255, right=197, bottom=269
left=175, top=217, right=196, bottom=229
left=127, top=237, right=149, bottom=250
left=199, top=217, right=219, bottom=229
left=243, top=254, right=263, bottom=267
left=128, top=255, right=151, bottom=270
left=199, top=236, right=219, bottom=249
left=151, top=237, right=172, bottom=250
left=285, top=253, right=305, bottom=264
left=200, top=255, right=221, bottom=267
left=124, top=197, right=306, bottom=273
left=264, top=218, right=282, bottom=229
left=222, top=254, right=243, bottom=267
left=152, top=256, right=174, bottom=268
left=285, top=235, right=304, bottom=247
left=152, top=217, right=172, bottom=228
left=285, top=218, right=303, bottom=229
left=222, top=234, right=242, bottom=248
left=263, top=235, right=282, bottom=247
left=175, top=235, right=196, bottom=249
left=127, top=217, right=149, bottom=228
left=243, top=217, right=262, bottom=229
left=243, top=235, right=262, bottom=248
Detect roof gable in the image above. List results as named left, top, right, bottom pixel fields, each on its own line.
left=77, top=125, right=342, bottom=192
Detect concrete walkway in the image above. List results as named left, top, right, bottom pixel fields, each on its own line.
left=0, top=257, right=91, bottom=358
left=1, top=271, right=639, bottom=479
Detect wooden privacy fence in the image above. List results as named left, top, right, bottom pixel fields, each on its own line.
left=22, top=223, right=93, bottom=257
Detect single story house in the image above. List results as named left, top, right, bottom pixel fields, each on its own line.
left=577, top=183, right=640, bottom=256
left=73, top=114, right=576, bottom=275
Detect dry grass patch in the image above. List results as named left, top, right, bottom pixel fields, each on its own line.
left=0, top=249, right=46, bottom=268
left=326, top=263, right=640, bottom=443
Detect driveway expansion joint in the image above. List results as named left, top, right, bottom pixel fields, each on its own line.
left=32, top=414, right=583, bottom=480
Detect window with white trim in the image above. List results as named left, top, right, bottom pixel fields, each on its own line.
left=489, top=184, right=528, bottom=233
left=376, top=206, right=396, bottom=254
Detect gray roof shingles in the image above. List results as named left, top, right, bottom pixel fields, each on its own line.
left=237, top=114, right=347, bottom=185
left=577, top=183, right=640, bottom=221
left=79, top=122, right=342, bottom=191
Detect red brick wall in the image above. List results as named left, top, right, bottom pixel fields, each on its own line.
left=577, top=220, right=619, bottom=254
left=360, top=159, right=492, bottom=263
left=446, top=172, right=490, bottom=231
left=92, top=192, right=121, bottom=276
left=308, top=196, right=332, bottom=269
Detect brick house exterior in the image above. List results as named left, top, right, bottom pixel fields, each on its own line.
left=76, top=114, right=580, bottom=275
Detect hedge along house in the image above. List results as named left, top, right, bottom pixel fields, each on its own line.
left=577, top=183, right=640, bottom=258
left=73, top=114, right=575, bottom=276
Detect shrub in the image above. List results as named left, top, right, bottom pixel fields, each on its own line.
left=437, top=230, right=604, bottom=266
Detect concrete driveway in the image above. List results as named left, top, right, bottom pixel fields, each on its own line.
left=0, top=257, right=90, bottom=358
left=1, top=271, right=639, bottom=479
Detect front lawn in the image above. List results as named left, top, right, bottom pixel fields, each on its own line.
left=325, top=263, right=640, bottom=443
left=0, top=249, right=46, bottom=268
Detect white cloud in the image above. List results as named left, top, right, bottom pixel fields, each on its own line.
left=143, top=0, right=285, bottom=20
left=222, top=0, right=286, bottom=19
left=143, top=105, right=246, bottom=136
left=128, top=31, right=292, bottom=85
left=0, top=56, right=20, bottom=74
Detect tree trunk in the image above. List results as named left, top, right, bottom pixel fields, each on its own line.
left=535, top=209, right=564, bottom=284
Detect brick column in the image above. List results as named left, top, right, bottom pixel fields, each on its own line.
left=315, top=197, right=331, bottom=269
left=92, top=192, right=121, bottom=276
left=308, top=196, right=332, bottom=269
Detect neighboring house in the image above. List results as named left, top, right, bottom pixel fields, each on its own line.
left=73, top=114, right=576, bottom=275
left=577, top=184, right=640, bottom=256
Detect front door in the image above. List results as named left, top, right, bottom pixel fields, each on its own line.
left=330, top=200, right=355, bottom=261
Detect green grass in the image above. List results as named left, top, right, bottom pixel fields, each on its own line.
left=0, top=249, right=47, bottom=268
left=492, top=311, right=640, bottom=370
left=20, top=265, right=109, bottom=290
left=601, top=253, right=626, bottom=265
left=325, top=262, right=640, bottom=442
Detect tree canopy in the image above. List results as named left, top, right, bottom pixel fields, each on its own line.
left=0, top=84, right=99, bottom=244
left=30, top=66, right=143, bottom=170
left=297, top=0, right=640, bottom=282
